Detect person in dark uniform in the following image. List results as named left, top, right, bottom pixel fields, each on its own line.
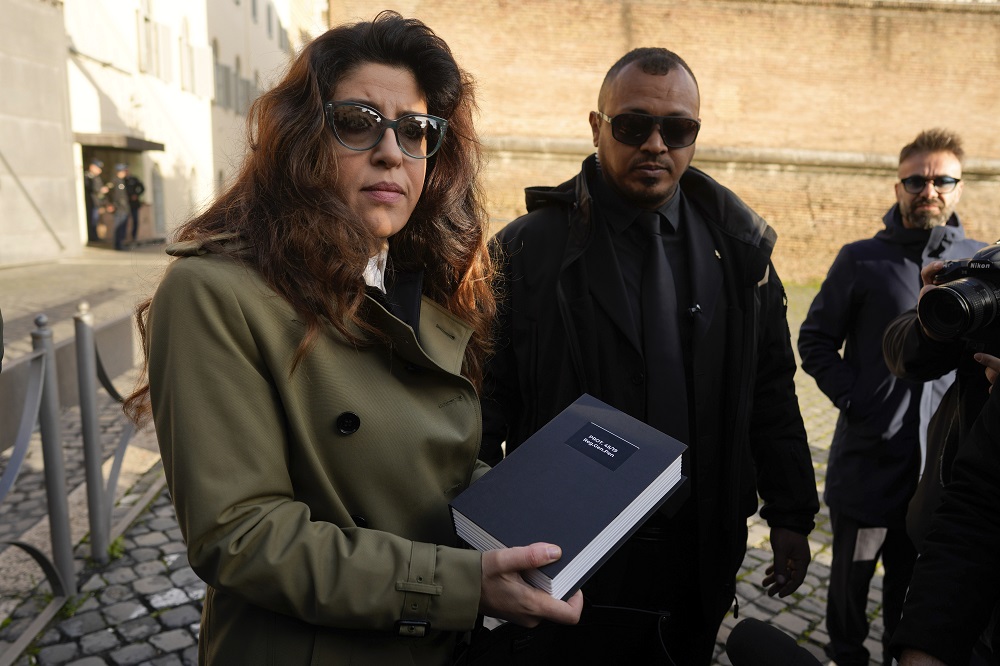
left=482, top=46, right=819, bottom=665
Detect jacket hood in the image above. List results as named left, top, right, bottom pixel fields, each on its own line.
left=875, top=205, right=972, bottom=262
left=876, top=203, right=962, bottom=240
left=525, top=176, right=579, bottom=212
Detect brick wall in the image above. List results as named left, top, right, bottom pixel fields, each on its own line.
left=330, top=0, right=1000, bottom=282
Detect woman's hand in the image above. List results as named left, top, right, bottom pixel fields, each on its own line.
left=479, top=543, right=583, bottom=627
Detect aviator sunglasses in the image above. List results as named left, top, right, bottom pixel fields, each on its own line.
left=324, top=101, right=448, bottom=159
left=899, top=175, right=962, bottom=195
left=596, top=111, right=701, bottom=149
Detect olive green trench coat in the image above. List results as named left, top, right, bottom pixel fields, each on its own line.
left=146, top=251, right=488, bottom=665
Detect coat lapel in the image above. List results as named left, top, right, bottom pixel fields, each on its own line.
left=577, top=214, right=642, bottom=353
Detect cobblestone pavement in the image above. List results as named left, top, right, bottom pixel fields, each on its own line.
left=0, top=247, right=882, bottom=665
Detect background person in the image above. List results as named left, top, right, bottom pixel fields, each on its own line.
left=798, top=128, right=982, bottom=665
left=893, top=352, right=1000, bottom=666
left=885, top=252, right=1000, bottom=665
left=884, top=263, right=993, bottom=553
left=481, top=46, right=818, bottom=665
left=83, top=159, right=107, bottom=243
left=107, top=164, right=132, bottom=250
left=123, top=165, right=145, bottom=244
left=124, top=13, right=581, bottom=665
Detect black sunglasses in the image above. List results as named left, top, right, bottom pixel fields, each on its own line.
left=596, top=111, right=701, bottom=149
left=899, top=175, right=962, bottom=195
left=324, top=101, right=448, bottom=159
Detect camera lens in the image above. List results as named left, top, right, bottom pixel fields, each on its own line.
left=918, top=277, right=1000, bottom=340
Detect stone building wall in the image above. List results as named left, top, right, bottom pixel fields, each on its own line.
left=330, top=0, right=1000, bottom=282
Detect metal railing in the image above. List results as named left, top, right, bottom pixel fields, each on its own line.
left=75, top=302, right=139, bottom=564
left=0, top=304, right=140, bottom=666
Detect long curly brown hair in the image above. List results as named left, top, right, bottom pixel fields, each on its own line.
left=125, top=11, right=494, bottom=422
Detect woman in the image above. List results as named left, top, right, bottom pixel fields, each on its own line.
left=125, top=12, right=580, bottom=665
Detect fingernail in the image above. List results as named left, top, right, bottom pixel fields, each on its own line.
left=546, top=545, right=561, bottom=559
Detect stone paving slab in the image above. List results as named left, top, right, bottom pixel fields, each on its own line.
left=0, top=248, right=889, bottom=665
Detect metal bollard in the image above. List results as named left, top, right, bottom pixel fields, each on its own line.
left=31, top=315, right=77, bottom=596
left=75, top=302, right=108, bottom=564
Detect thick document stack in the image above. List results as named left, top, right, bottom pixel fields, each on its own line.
left=451, top=393, right=687, bottom=600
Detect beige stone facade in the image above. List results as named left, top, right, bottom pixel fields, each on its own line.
left=331, top=0, right=1000, bottom=282
left=0, top=0, right=327, bottom=267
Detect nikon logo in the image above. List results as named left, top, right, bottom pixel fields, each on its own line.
left=970, top=261, right=992, bottom=269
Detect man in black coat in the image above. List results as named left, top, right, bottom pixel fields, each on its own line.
left=892, top=352, right=1000, bottom=666
left=109, top=164, right=145, bottom=250
left=885, top=256, right=1000, bottom=664
left=482, top=47, right=818, bottom=665
left=799, top=129, right=983, bottom=665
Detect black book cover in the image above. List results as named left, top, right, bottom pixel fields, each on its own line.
left=450, top=393, right=687, bottom=600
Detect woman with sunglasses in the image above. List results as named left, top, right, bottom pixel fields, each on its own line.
left=125, top=12, right=580, bottom=665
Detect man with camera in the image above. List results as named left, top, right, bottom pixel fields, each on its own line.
left=799, top=128, right=984, bottom=665
left=892, top=343, right=1000, bottom=663
left=886, top=251, right=1000, bottom=665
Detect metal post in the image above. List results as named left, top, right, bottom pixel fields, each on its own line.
left=75, top=302, right=108, bottom=564
left=32, top=315, right=77, bottom=596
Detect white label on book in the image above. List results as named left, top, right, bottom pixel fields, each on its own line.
left=565, top=422, right=638, bottom=471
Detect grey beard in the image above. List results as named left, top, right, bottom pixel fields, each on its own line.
left=904, top=205, right=949, bottom=230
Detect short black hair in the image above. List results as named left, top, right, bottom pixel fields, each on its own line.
left=598, top=47, right=698, bottom=110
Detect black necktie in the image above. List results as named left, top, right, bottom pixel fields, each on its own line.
left=638, top=212, right=689, bottom=444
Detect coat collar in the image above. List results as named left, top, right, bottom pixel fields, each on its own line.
left=560, top=156, right=726, bottom=352
left=876, top=204, right=972, bottom=262
left=364, top=293, right=472, bottom=377
left=528, top=155, right=776, bottom=288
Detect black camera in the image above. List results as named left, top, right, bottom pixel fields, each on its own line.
left=918, top=243, right=1000, bottom=345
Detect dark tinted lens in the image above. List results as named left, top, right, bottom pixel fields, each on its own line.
left=901, top=175, right=960, bottom=194
left=610, top=113, right=699, bottom=148
left=934, top=176, right=960, bottom=192
left=611, top=113, right=656, bottom=145
left=660, top=117, right=700, bottom=148
left=396, top=115, right=444, bottom=158
left=901, top=176, right=928, bottom=194
left=332, top=104, right=382, bottom=150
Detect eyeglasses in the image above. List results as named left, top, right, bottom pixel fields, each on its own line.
left=899, top=175, right=962, bottom=195
left=596, top=111, right=701, bottom=149
left=324, top=101, right=448, bottom=159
